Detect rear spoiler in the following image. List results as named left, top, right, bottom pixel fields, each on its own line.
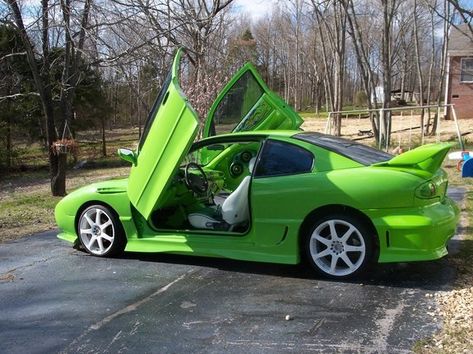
left=373, top=143, right=452, bottom=176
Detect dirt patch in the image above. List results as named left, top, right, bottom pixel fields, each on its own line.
left=301, top=115, right=473, bottom=149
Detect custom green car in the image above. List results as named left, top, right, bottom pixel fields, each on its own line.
left=55, top=49, right=460, bottom=278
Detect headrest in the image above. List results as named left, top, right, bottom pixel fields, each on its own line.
left=248, top=157, right=257, bottom=174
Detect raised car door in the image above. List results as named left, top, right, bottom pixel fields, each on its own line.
left=202, top=63, right=303, bottom=138
left=127, top=49, right=199, bottom=220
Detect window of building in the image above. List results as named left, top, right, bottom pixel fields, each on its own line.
left=461, top=58, right=473, bottom=82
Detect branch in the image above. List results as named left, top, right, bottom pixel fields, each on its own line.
left=0, top=92, right=40, bottom=101
left=421, top=0, right=473, bottom=40
left=0, top=51, right=26, bottom=61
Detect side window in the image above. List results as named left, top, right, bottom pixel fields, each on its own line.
left=255, top=140, right=313, bottom=177
left=210, top=71, right=264, bottom=136
left=461, top=58, right=473, bottom=82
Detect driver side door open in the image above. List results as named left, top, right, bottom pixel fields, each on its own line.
left=126, top=50, right=199, bottom=220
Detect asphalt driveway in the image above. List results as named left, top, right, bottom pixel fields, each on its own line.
left=0, top=189, right=465, bottom=353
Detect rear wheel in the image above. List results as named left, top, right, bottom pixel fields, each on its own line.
left=305, top=214, right=373, bottom=278
left=78, top=205, right=126, bottom=257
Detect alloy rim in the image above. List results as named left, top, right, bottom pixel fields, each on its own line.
left=79, top=207, right=115, bottom=255
left=309, top=219, right=366, bottom=276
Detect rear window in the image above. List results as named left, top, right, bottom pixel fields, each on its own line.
left=294, top=132, right=392, bottom=166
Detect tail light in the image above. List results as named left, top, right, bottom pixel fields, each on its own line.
left=416, top=181, right=437, bottom=199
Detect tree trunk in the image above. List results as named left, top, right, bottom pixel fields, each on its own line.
left=6, top=105, right=12, bottom=170
left=51, top=153, right=67, bottom=195
left=380, top=0, right=395, bottom=150
left=343, top=0, right=380, bottom=141
left=101, top=116, right=107, bottom=157
left=413, top=0, right=425, bottom=139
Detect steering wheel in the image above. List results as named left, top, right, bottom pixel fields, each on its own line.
left=184, top=162, right=209, bottom=194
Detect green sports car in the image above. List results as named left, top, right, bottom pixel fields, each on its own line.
left=55, top=49, right=460, bottom=278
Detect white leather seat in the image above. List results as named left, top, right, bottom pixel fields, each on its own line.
left=188, top=157, right=256, bottom=230
left=221, top=175, right=251, bottom=225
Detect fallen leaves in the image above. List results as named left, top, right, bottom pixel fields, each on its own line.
left=0, top=272, right=15, bottom=282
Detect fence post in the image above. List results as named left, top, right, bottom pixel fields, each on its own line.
left=378, top=107, right=383, bottom=150
left=436, top=105, right=441, bottom=143
left=325, top=112, right=332, bottom=134
left=451, top=105, right=464, bottom=150
left=421, top=107, right=425, bottom=146
left=386, top=109, right=391, bottom=152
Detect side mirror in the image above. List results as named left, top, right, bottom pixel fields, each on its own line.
left=118, top=148, right=137, bottom=165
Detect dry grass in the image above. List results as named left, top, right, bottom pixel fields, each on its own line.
left=1, top=128, right=137, bottom=243
left=0, top=166, right=130, bottom=243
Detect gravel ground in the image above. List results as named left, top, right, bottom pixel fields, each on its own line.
left=418, top=187, right=473, bottom=352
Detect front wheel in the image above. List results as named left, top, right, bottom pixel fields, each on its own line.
left=78, top=205, right=126, bottom=257
left=305, top=214, right=374, bottom=279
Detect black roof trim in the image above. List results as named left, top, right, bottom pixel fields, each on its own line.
left=293, top=132, right=392, bottom=166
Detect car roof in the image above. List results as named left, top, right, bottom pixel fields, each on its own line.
left=198, top=130, right=301, bottom=142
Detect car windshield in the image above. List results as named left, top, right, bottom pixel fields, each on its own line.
left=294, top=132, right=392, bottom=166
left=138, top=69, right=172, bottom=152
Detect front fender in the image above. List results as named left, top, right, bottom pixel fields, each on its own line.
left=55, top=179, right=138, bottom=243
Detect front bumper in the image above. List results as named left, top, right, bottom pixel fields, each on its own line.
left=367, top=197, right=460, bottom=263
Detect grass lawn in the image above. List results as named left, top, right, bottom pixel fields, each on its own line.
left=0, top=166, right=130, bottom=243
left=298, top=111, right=329, bottom=119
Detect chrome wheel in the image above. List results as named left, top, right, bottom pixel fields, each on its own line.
left=309, top=218, right=367, bottom=277
left=79, top=206, right=115, bottom=256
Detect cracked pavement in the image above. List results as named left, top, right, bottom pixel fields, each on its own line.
left=0, top=188, right=465, bottom=353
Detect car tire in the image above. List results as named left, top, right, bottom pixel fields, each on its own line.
left=77, top=204, right=126, bottom=257
left=305, top=214, right=374, bottom=279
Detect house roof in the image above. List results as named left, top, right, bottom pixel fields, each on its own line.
left=448, top=24, right=473, bottom=56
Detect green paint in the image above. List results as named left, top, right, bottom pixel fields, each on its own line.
left=55, top=49, right=460, bottom=276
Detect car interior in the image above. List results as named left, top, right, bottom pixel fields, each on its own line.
left=151, top=140, right=262, bottom=234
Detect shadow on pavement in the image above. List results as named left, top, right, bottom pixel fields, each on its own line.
left=120, top=242, right=459, bottom=291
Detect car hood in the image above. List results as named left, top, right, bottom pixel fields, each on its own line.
left=65, top=178, right=128, bottom=198
left=93, top=178, right=128, bottom=194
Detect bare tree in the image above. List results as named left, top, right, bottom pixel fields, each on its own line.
left=342, top=0, right=381, bottom=140
left=6, top=0, right=95, bottom=195
left=6, top=0, right=62, bottom=194
left=311, top=0, right=347, bottom=136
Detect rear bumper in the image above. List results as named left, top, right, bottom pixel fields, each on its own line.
left=367, top=197, right=460, bottom=263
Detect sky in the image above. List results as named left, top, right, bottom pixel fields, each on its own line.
left=232, top=0, right=278, bottom=21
